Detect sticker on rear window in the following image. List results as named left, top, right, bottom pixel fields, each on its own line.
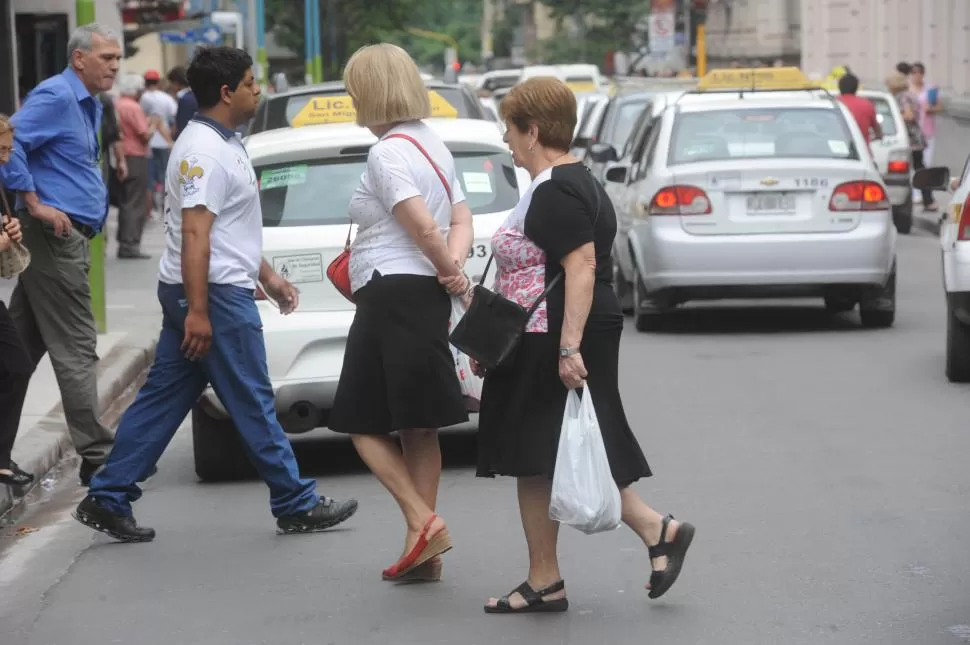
left=828, top=141, right=849, bottom=155
left=260, top=165, right=308, bottom=190
left=462, top=171, right=493, bottom=194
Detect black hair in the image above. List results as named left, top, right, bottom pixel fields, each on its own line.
left=187, top=46, right=253, bottom=110
left=167, top=65, right=189, bottom=87
left=838, top=72, right=859, bottom=95
left=911, top=62, right=926, bottom=74
left=896, top=61, right=912, bottom=75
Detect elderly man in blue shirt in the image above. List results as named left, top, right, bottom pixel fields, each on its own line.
left=0, top=24, right=130, bottom=486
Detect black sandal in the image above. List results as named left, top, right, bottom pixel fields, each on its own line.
left=0, top=468, right=34, bottom=487
left=647, top=514, right=695, bottom=599
left=484, top=580, right=568, bottom=614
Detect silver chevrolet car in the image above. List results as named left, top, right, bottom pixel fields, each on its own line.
left=604, top=69, right=898, bottom=331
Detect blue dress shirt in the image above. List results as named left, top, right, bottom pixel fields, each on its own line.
left=0, top=68, right=107, bottom=231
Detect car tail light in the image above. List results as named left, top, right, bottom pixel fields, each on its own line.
left=649, top=185, right=712, bottom=216
left=255, top=286, right=268, bottom=300
left=960, top=194, right=970, bottom=241
left=828, top=181, right=890, bottom=211
left=887, top=159, right=909, bottom=174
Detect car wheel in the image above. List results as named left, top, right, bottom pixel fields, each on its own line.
left=192, top=406, right=258, bottom=482
left=945, top=303, right=970, bottom=383
left=893, top=194, right=913, bottom=235
left=859, top=261, right=896, bottom=329
left=632, top=264, right=665, bottom=332
left=613, top=262, right=634, bottom=315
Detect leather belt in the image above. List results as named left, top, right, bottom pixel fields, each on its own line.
left=72, top=221, right=98, bottom=240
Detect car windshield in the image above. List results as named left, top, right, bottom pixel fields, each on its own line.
left=669, top=107, right=858, bottom=164
left=257, top=150, right=520, bottom=227
left=868, top=98, right=898, bottom=136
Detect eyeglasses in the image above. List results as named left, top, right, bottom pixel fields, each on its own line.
left=0, top=146, right=12, bottom=155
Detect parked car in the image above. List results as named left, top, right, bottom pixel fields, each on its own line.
left=859, top=89, right=914, bottom=233
left=913, top=165, right=970, bottom=381
left=248, top=79, right=489, bottom=134
left=604, top=68, right=897, bottom=331
left=190, top=118, right=529, bottom=481
left=582, top=91, right=656, bottom=184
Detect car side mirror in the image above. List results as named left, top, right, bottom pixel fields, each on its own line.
left=913, top=167, right=951, bottom=192
left=588, top=142, right=618, bottom=163
left=604, top=165, right=628, bottom=183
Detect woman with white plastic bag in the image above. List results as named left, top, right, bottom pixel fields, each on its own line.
left=472, top=78, right=695, bottom=615
left=449, top=298, right=483, bottom=411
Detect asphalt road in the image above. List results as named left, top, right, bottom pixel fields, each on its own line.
left=1, top=229, right=968, bottom=645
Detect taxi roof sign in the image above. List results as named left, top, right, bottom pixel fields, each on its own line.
left=290, top=90, right=459, bottom=127
left=696, top=67, right=818, bottom=92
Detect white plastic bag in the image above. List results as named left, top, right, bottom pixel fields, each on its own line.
left=549, top=387, right=622, bottom=534
left=449, top=298, right=483, bottom=408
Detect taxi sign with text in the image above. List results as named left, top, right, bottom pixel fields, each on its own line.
left=696, top=67, right=817, bottom=92
left=291, top=91, right=459, bottom=127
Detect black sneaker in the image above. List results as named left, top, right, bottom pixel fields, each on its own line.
left=276, top=496, right=359, bottom=534
left=73, top=495, right=156, bottom=543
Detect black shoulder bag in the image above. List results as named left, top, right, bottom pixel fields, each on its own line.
left=449, top=171, right=602, bottom=371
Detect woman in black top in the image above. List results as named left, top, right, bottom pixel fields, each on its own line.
left=474, top=78, right=695, bottom=613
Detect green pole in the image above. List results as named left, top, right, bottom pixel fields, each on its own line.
left=312, top=0, right=323, bottom=82
left=77, top=0, right=107, bottom=334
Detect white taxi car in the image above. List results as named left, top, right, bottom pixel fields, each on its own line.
left=913, top=165, right=970, bottom=381
left=191, top=117, right=529, bottom=481
left=858, top=89, right=914, bottom=234
left=605, top=68, right=897, bottom=331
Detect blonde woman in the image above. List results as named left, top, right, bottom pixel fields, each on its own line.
left=0, top=115, right=34, bottom=488
left=327, top=43, right=474, bottom=581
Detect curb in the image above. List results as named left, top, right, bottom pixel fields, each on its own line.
left=0, top=333, right=158, bottom=519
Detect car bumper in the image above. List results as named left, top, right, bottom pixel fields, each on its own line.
left=198, top=306, right=356, bottom=432
left=637, top=214, right=896, bottom=293
left=944, top=246, right=970, bottom=294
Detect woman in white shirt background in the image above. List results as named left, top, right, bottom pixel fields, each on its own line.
left=327, top=43, right=474, bottom=583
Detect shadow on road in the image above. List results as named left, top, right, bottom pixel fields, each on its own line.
left=632, top=304, right=872, bottom=335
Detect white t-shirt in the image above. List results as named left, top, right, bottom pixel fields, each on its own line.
left=140, top=89, right=177, bottom=149
left=348, top=121, right=466, bottom=292
left=158, top=118, right=263, bottom=290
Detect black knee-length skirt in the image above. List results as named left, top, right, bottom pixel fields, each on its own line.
left=329, top=272, right=468, bottom=435
left=476, top=326, right=652, bottom=488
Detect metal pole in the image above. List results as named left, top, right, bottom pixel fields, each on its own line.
left=696, top=23, right=706, bottom=77
left=77, top=0, right=106, bottom=334
left=328, top=0, right=337, bottom=79
left=303, top=0, right=312, bottom=84
left=255, top=0, right=267, bottom=91
left=312, top=0, right=323, bottom=82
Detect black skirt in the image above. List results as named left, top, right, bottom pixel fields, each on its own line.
left=476, top=327, right=652, bottom=488
left=329, top=272, right=468, bottom=435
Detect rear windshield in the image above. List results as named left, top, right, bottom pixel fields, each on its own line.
left=868, top=98, right=898, bottom=136
left=669, top=107, right=858, bottom=165
left=262, top=87, right=478, bottom=131
left=257, top=151, right=520, bottom=227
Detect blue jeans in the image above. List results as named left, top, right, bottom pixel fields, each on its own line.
left=89, top=282, right=319, bottom=517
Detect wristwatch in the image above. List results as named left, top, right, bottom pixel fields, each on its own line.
left=559, top=346, right=580, bottom=358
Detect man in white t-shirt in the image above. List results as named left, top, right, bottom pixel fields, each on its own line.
left=139, top=69, right=175, bottom=211
left=74, top=47, right=358, bottom=542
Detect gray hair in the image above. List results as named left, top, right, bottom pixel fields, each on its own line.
left=117, top=73, right=144, bottom=97
left=67, top=23, right=120, bottom=58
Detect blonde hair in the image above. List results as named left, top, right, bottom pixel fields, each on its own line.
left=343, top=43, right=431, bottom=127
left=0, top=114, right=12, bottom=136
left=499, top=77, right=577, bottom=151
left=885, top=71, right=908, bottom=94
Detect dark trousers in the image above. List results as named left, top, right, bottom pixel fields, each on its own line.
left=89, top=282, right=319, bottom=517
left=912, top=149, right=935, bottom=206
left=117, top=155, right=150, bottom=255
left=0, top=301, right=32, bottom=468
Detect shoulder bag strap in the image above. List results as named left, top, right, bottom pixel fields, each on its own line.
left=383, top=133, right=454, bottom=202
left=0, top=186, right=13, bottom=224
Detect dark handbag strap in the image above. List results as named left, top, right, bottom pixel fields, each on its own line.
left=341, top=132, right=455, bottom=250
left=478, top=167, right=602, bottom=317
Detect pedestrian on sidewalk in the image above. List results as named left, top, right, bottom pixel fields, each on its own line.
left=139, top=69, right=174, bottom=215
left=114, top=73, right=157, bottom=259
left=886, top=71, right=928, bottom=203
left=74, top=46, right=358, bottom=543
left=327, top=43, right=473, bottom=582
left=166, top=66, right=196, bottom=141
left=474, top=78, right=695, bottom=614
left=0, top=24, right=122, bottom=487
left=837, top=72, right=881, bottom=152
left=0, top=115, right=34, bottom=489
left=909, top=62, right=941, bottom=211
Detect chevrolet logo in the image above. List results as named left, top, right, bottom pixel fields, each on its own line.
left=760, top=177, right=780, bottom=186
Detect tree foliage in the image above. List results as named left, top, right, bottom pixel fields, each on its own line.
left=541, top=0, right=650, bottom=51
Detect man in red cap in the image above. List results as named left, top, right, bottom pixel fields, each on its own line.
left=138, top=69, right=174, bottom=247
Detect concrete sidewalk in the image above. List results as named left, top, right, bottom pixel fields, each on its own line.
left=1, top=332, right=158, bottom=519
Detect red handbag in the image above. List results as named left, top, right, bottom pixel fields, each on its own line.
left=326, top=132, right=453, bottom=303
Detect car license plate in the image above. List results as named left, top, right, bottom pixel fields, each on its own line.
left=747, top=193, right=795, bottom=213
